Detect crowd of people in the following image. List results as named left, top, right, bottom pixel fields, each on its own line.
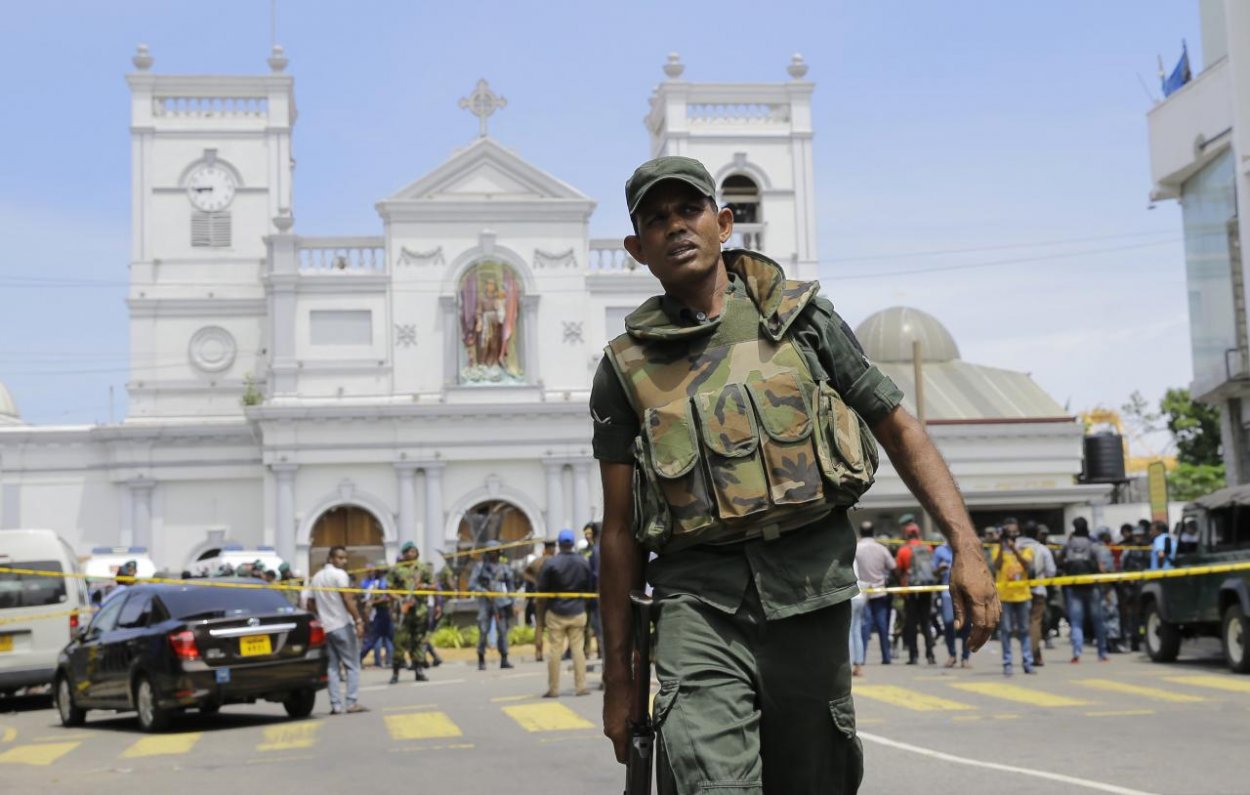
left=852, top=514, right=1181, bottom=677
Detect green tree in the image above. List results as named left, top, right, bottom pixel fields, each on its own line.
left=1160, top=387, right=1222, bottom=466
left=1168, top=462, right=1226, bottom=502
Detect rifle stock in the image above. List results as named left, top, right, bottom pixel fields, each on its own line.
left=624, top=591, right=654, bottom=795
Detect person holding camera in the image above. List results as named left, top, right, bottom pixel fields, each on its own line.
left=991, top=521, right=1035, bottom=676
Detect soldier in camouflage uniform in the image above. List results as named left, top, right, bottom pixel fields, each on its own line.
left=594, top=156, right=1001, bottom=794
left=389, top=541, right=433, bottom=683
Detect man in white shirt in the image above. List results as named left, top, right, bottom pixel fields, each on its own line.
left=309, top=546, right=368, bottom=715
left=855, top=522, right=897, bottom=665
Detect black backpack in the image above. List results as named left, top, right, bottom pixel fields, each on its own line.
left=1063, top=537, right=1099, bottom=576
left=909, top=544, right=938, bottom=586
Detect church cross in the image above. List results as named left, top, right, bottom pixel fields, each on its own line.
left=459, top=79, right=507, bottom=138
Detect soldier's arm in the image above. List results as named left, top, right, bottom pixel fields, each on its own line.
left=871, top=405, right=999, bottom=650
left=599, top=461, right=646, bottom=764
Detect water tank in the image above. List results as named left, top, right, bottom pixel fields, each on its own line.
left=1082, top=433, right=1126, bottom=483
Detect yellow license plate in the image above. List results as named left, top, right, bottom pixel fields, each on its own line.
left=0, top=635, right=12, bottom=653
left=239, top=635, right=272, bottom=657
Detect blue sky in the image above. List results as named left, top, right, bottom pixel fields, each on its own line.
left=1, top=1, right=1200, bottom=453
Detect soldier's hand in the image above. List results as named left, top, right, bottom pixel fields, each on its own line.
left=950, top=539, right=1000, bottom=652
left=602, top=673, right=632, bottom=764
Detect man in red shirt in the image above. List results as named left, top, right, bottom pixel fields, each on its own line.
left=894, top=515, right=937, bottom=665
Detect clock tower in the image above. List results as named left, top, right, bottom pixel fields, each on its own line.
left=124, top=44, right=296, bottom=419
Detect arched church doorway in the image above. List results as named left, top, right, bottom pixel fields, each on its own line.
left=309, top=505, right=385, bottom=578
left=450, top=499, right=532, bottom=592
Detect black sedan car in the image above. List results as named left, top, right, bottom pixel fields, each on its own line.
left=54, top=580, right=327, bottom=731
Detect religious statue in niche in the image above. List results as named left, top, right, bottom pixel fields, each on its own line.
left=458, top=261, right=523, bottom=384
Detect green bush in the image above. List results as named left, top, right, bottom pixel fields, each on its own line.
left=429, top=625, right=467, bottom=649
left=508, top=624, right=536, bottom=646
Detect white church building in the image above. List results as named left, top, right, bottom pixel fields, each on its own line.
left=0, top=47, right=1109, bottom=576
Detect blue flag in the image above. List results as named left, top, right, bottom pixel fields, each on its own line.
left=1162, top=42, right=1192, bottom=97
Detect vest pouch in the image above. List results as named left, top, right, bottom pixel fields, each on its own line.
left=631, top=437, right=673, bottom=552
left=643, top=397, right=716, bottom=542
left=693, top=384, right=770, bottom=520
left=746, top=371, right=824, bottom=506
left=815, top=382, right=876, bottom=503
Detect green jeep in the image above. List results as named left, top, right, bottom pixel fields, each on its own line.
left=1141, top=483, right=1250, bottom=674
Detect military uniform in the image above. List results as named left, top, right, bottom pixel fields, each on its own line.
left=389, top=559, right=433, bottom=681
left=591, top=249, right=902, bottom=794
left=469, top=552, right=516, bottom=668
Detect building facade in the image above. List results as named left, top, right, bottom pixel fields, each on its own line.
left=1147, top=0, right=1250, bottom=485
left=0, top=48, right=1100, bottom=575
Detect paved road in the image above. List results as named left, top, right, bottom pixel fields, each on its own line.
left=0, top=639, right=1244, bottom=794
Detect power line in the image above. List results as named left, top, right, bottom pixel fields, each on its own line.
left=829, top=238, right=1181, bottom=281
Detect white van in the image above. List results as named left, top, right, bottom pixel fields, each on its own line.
left=189, top=544, right=286, bottom=578
left=83, top=546, right=157, bottom=602
left=0, top=529, right=90, bottom=695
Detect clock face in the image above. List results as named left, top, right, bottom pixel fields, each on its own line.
left=186, top=164, right=237, bottom=212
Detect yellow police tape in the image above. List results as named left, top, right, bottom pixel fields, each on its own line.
left=0, top=608, right=89, bottom=627
left=2, top=560, right=1248, bottom=627
left=0, top=566, right=594, bottom=601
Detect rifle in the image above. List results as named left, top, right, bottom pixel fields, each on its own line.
left=624, top=590, right=655, bottom=795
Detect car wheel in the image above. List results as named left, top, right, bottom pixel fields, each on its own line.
left=1144, top=600, right=1181, bottom=663
left=283, top=688, right=316, bottom=719
left=134, top=676, right=170, bottom=732
left=55, top=675, right=86, bottom=727
left=198, top=702, right=221, bottom=716
left=1222, top=604, right=1250, bottom=674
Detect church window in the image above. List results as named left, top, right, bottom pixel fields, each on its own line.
left=721, top=175, right=763, bottom=250
left=457, top=261, right=524, bottom=384
left=191, top=211, right=232, bottom=248
left=310, top=310, right=373, bottom=345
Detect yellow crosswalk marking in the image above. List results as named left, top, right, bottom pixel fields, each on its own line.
left=949, top=682, right=1090, bottom=707
left=503, top=702, right=595, bottom=732
left=1164, top=675, right=1250, bottom=694
left=1076, top=678, right=1206, bottom=703
left=854, top=685, right=976, bottom=712
left=0, top=725, right=15, bottom=743
left=121, top=732, right=202, bottom=758
left=384, top=711, right=463, bottom=741
left=0, top=742, right=80, bottom=766
left=257, top=721, right=321, bottom=751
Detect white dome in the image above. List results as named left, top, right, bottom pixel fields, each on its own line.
left=0, top=382, right=19, bottom=425
left=854, top=306, right=960, bottom=363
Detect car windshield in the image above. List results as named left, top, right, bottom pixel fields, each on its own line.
left=0, top=560, right=67, bottom=609
left=158, top=584, right=297, bottom=620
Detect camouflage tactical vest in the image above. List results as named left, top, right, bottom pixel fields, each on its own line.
left=605, top=250, right=877, bottom=553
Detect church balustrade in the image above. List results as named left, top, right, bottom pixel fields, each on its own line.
left=296, top=237, right=387, bottom=273
left=588, top=239, right=644, bottom=272
left=152, top=95, right=269, bottom=117
left=686, top=103, right=790, bottom=124
left=727, top=223, right=765, bottom=251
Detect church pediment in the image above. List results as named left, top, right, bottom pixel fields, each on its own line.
left=382, top=137, right=593, bottom=204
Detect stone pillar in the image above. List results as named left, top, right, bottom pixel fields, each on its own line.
left=266, top=229, right=300, bottom=395
left=0, top=483, right=19, bottom=530
left=129, top=479, right=156, bottom=554
left=423, top=463, right=445, bottom=561
left=272, top=464, right=298, bottom=564
left=573, top=462, right=592, bottom=531
left=544, top=460, right=564, bottom=538
left=395, top=464, right=419, bottom=550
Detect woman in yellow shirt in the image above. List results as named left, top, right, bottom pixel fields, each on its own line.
left=991, top=521, right=1035, bottom=676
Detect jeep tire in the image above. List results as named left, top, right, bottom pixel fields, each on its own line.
left=1144, top=600, right=1181, bottom=663
left=1222, top=604, right=1250, bottom=674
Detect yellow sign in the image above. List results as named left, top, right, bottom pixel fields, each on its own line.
left=1148, top=460, right=1169, bottom=522
left=0, top=635, right=12, bottom=653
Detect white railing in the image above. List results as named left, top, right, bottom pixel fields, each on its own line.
left=687, top=103, right=790, bottom=124
left=297, top=237, right=387, bottom=273
left=589, top=239, right=644, bottom=272
left=727, top=224, right=765, bottom=251
left=153, top=96, right=269, bottom=118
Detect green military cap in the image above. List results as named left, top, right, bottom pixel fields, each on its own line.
left=625, top=156, right=716, bottom=215
left=897, top=513, right=916, bottom=526
left=400, top=541, right=417, bottom=553
left=278, top=562, right=291, bottom=573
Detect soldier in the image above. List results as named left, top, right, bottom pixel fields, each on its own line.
left=469, top=540, right=515, bottom=670
left=594, top=156, right=1000, bottom=793
left=389, top=541, right=433, bottom=684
